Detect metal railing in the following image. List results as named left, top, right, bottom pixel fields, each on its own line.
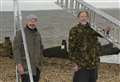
left=14, top=0, right=34, bottom=82
left=56, top=0, right=120, bottom=63
left=56, top=0, right=120, bottom=48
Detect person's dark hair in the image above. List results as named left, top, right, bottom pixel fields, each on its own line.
left=77, top=10, right=89, bottom=18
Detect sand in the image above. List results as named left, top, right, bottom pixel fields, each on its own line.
left=0, top=57, right=120, bottom=82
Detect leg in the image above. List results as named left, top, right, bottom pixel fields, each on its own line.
left=89, top=69, right=97, bottom=82
left=21, top=68, right=40, bottom=82
left=73, top=69, right=89, bottom=82
left=21, top=74, right=30, bottom=82
left=21, top=74, right=40, bottom=82
left=34, top=68, right=40, bottom=82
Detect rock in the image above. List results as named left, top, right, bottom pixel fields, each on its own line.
left=0, top=37, right=13, bottom=58
left=0, top=44, right=8, bottom=57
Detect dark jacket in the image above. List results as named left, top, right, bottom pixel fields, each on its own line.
left=69, top=23, right=102, bottom=70
left=13, top=27, right=44, bottom=75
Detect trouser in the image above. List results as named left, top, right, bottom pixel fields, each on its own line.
left=21, top=68, right=40, bottom=82
left=73, top=69, right=97, bottom=82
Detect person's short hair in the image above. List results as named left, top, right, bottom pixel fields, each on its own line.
left=26, top=15, right=38, bottom=21
left=77, top=10, right=89, bottom=18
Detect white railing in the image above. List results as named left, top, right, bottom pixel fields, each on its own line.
left=56, top=0, right=120, bottom=64
left=56, top=0, right=120, bottom=48
left=0, top=30, right=14, bottom=43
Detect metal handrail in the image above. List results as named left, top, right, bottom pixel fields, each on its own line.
left=56, top=0, right=120, bottom=63
left=14, top=0, right=34, bottom=82
left=76, top=0, right=120, bottom=27
left=57, top=0, right=120, bottom=27
left=56, top=0, right=120, bottom=46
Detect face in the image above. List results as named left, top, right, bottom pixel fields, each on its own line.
left=26, top=18, right=38, bottom=29
left=79, top=12, right=89, bottom=25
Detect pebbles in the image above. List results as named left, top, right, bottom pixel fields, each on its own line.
left=0, top=57, right=16, bottom=82
left=0, top=57, right=120, bottom=82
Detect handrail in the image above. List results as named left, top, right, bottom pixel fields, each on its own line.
left=14, top=0, right=34, bottom=82
left=76, top=0, right=120, bottom=27
left=56, top=0, right=120, bottom=64
left=57, top=0, right=120, bottom=27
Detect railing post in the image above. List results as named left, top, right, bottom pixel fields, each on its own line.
left=92, top=12, right=96, bottom=27
left=14, top=0, right=34, bottom=82
left=117, top=28, right=119, bottom=43
left=81, top=4, right=84, bottom=10
left=14, top=0, right=18, bottom=36
left=16, top=66, right=20, bottom=82
left=57, top=0, right=59, bottom=4
left=89, top=10, right=92, bottom=24
left=70, top=0, right=74, bottom=10
left=75, top=1, right=79, bottom=14
left=61, top=0, right=64, bottom=7
left=65, top=0, right=68, bottom=9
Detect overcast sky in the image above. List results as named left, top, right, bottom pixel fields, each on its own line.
left=1, top=0, right=120, bottom=11
left=2, top=0, right=119, bottom=2
left=2, top=0, right=52, bottom=1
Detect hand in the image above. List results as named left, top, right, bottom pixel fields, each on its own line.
left=72, top=63, right=80, bottom=72
left=104, top=26, right=111, bottom=32
left=17, top=64, right=24, bottom=75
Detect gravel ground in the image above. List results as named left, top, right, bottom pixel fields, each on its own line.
left=0, top=57, right=120, bottom=82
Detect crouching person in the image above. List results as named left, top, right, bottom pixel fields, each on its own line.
left=69, top=11, right=102, bottom=82
left=13, top=15, right=44, bottom=82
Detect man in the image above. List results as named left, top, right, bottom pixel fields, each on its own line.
left=68, top=11, right=102, bottom=82
left=13, top=15, right=44, bottom=82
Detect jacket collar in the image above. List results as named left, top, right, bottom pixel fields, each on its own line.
left=78, top=22, right=90, bottom=28
left=26, top=26, right=38, bottom=32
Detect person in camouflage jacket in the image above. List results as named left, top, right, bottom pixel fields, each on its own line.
left=69, top=11, right=102, bottom=82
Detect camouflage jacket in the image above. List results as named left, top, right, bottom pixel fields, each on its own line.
left=69, top=23, right=102, bottom=69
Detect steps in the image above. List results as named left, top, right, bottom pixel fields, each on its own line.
left=55, top=0, right=120, bottom=64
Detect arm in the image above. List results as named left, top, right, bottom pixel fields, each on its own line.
left=13, top=31, right=22, bottom=64
left=37, top=34, right=44, bottom=69
left=13, top=31, right=24, bottom=75
left=92, top=29, right=103, bottom=38
left=68, top=28, right=80, bottom=64
left=69, top=27, right=82, bottom=71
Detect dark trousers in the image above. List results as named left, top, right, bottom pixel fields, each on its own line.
left=73, top=69, right=97, bottom=82
left=21, top=68, right=40, bottom=82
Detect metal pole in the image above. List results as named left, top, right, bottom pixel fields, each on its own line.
left=14, top=0, right=17, bottom=36
left=14, top=1, right=20, bottom=82
left=65, top=0, right=68, bottom=8
left=13, top=0, right=34, bottom=82
left=57, top=0, right=59, bottom=4
left=0, top=0, right=3, bottom=42
left=92, top=12, right=96, bottom=27
left=75, top=1, right=79, bottom=14
left=61, top=0, right=64, bottom=7
left=70, top=0, right=74, bottom=10
left=16, top=66, right=20, bottom=82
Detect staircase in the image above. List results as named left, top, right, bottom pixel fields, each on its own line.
left=0, top=0, right=120, bottom=64
left=55, top=0, right=120, bottom=64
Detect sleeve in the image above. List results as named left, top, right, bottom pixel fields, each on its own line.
left=68, top=28, right=79, bottom=62
left=38, top=34, right=44, bottom=67
left=69, top=28, right=76, bottom=53
left=96, top=42, right=103, bottom=57
left=93, top=29, right=103, bottom=38
left=13, top=31, right=23, bottom=64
